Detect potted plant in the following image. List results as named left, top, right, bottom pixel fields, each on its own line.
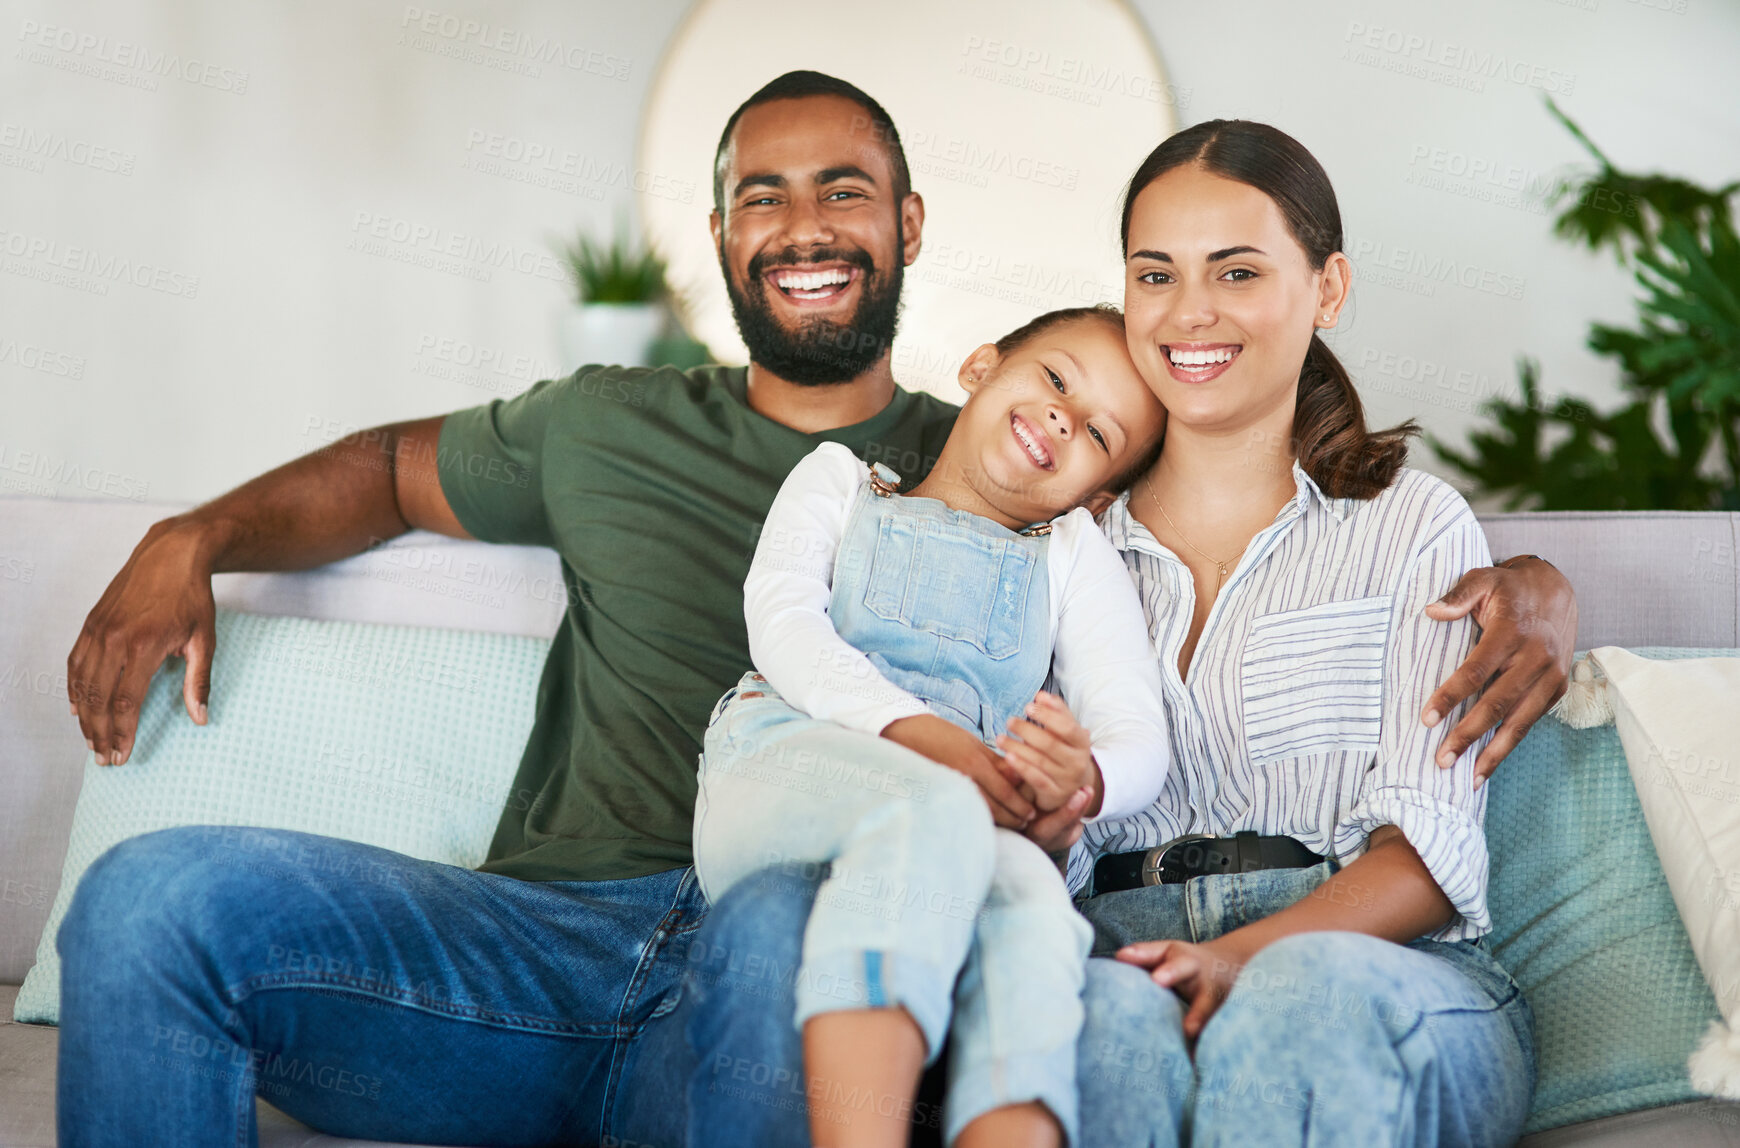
left=1432, top=100, right=1739, bottom=510
left=555, top=223, right=669, bottom=369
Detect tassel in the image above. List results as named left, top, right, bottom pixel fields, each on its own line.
left=1549, top=656, right=1614, bottom=729
left=1690, top=1020, right=1740, bottom=1100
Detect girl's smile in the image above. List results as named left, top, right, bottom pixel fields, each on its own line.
left=1009, top=411, right=1057, bottom=471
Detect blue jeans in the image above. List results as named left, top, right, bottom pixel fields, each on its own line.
left=696, top=675, right=1091, bottom=1143
left=56, top=825, right=705, bottom=1148
left=689, top=863, right=1536, bottom=1148
left=1076, top=861, right=1536, bottom=1147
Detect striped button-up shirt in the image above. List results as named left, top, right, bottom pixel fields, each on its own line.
left=1069, top=463, right=1495, bottom=941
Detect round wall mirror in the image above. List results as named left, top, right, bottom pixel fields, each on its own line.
left=638, top=0, right=1177, bottom=397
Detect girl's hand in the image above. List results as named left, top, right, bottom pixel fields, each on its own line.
left=881, top=713, right=1036, bottom=829
left=1115, top=936, right=1249, bottom=1040
left=996, top=691, right=1101, bottom=814
left=1026, top=786, right=1093, bottom=856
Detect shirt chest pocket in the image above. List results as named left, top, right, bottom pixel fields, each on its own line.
left=862, top=516, right=1034, bottom=661
left=1240, top=595, right=1393, bottom=764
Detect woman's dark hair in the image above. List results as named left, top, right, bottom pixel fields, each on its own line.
left=991, top=305, right=1163, bottom=495
left=1120, top=120, right=1416, bottom=499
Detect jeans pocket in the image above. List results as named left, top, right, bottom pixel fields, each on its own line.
left=1241, top=595, right=1393, bottom=763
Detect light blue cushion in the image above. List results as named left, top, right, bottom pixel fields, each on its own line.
left=1486, top=647, right=1737, bottom=1133
left=13, top=609, right=550, bottom=1024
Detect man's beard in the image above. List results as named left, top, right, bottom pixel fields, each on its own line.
left=721, top=235, right=904, bottom=386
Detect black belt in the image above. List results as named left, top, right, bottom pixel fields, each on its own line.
left=1092, top=832, right=1328, bottom=894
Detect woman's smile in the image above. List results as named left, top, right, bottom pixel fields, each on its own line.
left=1162, top=341, right=1243, bottom=385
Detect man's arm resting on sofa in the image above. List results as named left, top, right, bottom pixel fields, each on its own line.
left=1422, top=555, right=1579, bottom=784
left=68, top=415, right=468, bottom=767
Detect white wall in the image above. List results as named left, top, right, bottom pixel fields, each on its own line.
left=3, top=1, right=687, bottom=506
left=4, top=0, right=1738, bottom=508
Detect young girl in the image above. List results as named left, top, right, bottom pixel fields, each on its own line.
left=694, top=305, right=1171, bottom=1148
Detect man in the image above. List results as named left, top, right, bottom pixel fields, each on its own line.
left=59, top=71, right=1575, bottom=1146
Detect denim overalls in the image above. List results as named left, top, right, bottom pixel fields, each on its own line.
left=694, top=464, right=1094, bottom=1144
left=831, top=463, right=1054, bottom=743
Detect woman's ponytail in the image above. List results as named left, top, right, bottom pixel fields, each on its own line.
left=1293, top=334, right=1417, bottom=500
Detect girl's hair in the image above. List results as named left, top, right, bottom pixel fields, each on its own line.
left=990, top=305, right=1162, bottom=495
left=1120, top=120, right=1416, bottom=499
left=993, top=303, right=1123, bottom=356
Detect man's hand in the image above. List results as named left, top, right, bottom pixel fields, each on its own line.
left=996, top=691, right=1101, bottom=814
left=68, top=519, right=218, bottom=766
left=881, top=713, right=1036, bottom=829
left=65, top=414, right=462, bottom=768
left=1422, top=556, right=1577, bottom=785
left=1115, top=935, right=1248, bottom=1041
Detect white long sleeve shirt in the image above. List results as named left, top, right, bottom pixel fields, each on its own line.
left=744, top=442, right=1171, bottom=824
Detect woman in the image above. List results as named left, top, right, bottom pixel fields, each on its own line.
left=1071, top=120, right=1534, bottom=1147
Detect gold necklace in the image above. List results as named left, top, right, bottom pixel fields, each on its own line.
left=1142, top=477, right=1248, bottom=587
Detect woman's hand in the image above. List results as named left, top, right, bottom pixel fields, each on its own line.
left=1421, top=556, right=1577, bottom=784
left=881, top=713, right=1036, bottom=829
left=1115, top=935, right=1252, bottom=1040
left=996, top=691, right=1103, bottom=814
left=1114, top=827, right=1453, bottom=1043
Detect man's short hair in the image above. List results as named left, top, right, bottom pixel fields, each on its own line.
left=712, top=70, right=913, bottom=213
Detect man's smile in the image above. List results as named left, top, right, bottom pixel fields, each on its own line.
left=762, top=262, right=862, bottom=306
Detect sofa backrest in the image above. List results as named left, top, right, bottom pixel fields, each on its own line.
left=2, top=495, right=1736, bottom=984
left=1480, top=511, right=1738, bottom=649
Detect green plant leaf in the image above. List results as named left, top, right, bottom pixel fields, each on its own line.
left=556, top=225, right=668, bottom=305
left=1543, top=98, right=1737, bottom=260
left=1436, top=102, right=1739, bottom=510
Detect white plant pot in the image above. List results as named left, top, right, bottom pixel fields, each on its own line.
left=558, top=303, right=665, bottom=370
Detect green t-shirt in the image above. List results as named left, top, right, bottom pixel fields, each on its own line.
left=437, top=364, right=958, bottom=882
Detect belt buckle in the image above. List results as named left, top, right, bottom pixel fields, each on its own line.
left=1141, top=833, right=1215, bottom=886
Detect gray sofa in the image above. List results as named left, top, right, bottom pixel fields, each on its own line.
left=3, top=494, right=1738, bottom=1147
